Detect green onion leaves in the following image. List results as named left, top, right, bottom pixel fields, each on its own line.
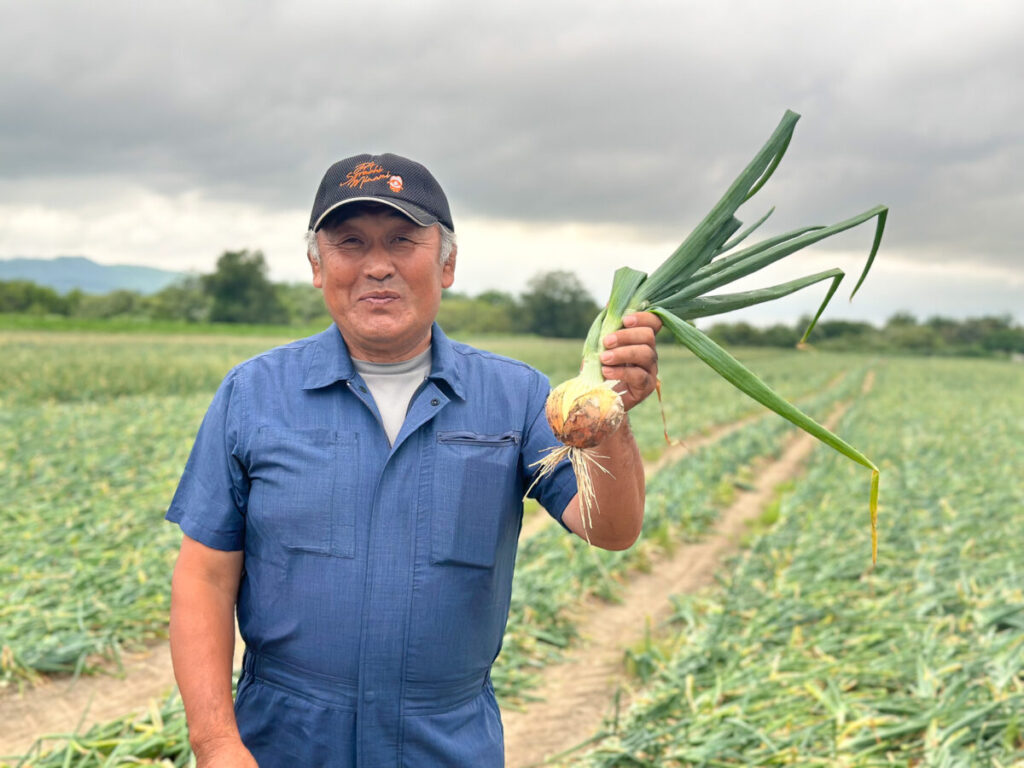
left=579, top=109, right=888, bottom=562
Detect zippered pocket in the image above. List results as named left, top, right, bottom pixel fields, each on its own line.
left=436, top=431, right=521, bottom=447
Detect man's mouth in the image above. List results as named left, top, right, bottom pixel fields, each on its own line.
left=360, top=291, right=401, bottom=306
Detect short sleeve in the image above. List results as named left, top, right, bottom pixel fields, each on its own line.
left=165, top=368, right=249, bottom=550
left=520, top=371, right=578, bottom=531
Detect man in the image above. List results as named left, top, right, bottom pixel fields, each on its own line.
left=167, top=153, right=661, bottom=766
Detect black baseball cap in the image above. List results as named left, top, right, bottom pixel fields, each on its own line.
left=308, top=153, right=454, bottom=232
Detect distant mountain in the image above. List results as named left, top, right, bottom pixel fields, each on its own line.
left=0, top=256, right=186, bottom=295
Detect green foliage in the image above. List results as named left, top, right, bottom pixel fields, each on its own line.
left=0, top=314, right=329, bottom=337
left=274, top=281, right=331, bottom=325
left=8, top=690, right=193, bottom=767
left=476, top=289, right=519, bottom=309
left=0, top=332, right=290, bottom=406
left=0, top=395, right=201, bottom=679
left=520, top=270, right=600, bottom=338
left=201, top=250, right=288, bottom=324
left=0, top=280, right=69, bottom=314
left=624, top=619, right=683, bottom=684
left=804, top=317, right=875, bottom=340
left=705, top=312, right=1024, bottom=357
left=147, top=275, right=211, bottom=322
left=72, top=289, right=146, bottom=320
left=437, top=291, right=524, bottom=334
left=707, top=321, right=764, bottom=347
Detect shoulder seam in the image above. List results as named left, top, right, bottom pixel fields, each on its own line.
left=230, top=334, right=320, bottom=374
left=449, top=342, right=542, bottom=374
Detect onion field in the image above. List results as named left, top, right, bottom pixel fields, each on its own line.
left=2, top=328, right=1021, bottom=766
left=0, top=329, right=854, bottom=686
left=558, top=358, right=1024, bottom=766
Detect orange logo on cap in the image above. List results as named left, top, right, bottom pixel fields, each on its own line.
left=388, top=176, right=403, bottom=193
left=341, top=162, right=392, bottom=189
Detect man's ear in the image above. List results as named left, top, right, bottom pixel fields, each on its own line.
left=441, top=246, right=456, bottom=289
left=308, top=252, right=323, bottom=289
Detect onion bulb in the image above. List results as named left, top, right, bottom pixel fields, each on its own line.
left=546, top=377, right=625, bottom=449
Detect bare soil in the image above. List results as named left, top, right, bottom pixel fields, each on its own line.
left=0, top=628, right=245, bottom=759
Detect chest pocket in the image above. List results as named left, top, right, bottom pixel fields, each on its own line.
left=432, top=431, right=521, bottom=568
left=248, top=427, right=357, bottom=558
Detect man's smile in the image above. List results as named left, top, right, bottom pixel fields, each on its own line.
left=359, top=290, right=401, bottom=306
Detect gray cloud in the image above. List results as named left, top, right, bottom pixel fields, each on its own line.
left=2, top=0, right=1022, bottom=278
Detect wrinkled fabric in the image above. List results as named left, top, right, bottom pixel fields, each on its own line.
left=167, top=323, right=576, bottom=767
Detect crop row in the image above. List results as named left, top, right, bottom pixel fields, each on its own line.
left=0, top=394, right=201, bottom=681
left=561, top=357, right=1024, bottom=766
left=0, top=332, right=283, bottom=407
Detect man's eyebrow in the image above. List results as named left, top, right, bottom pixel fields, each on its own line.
left=395, top=223, right=430, bottom=235
left=320, top=219, right=429, bottom=240
left=321, top=227, right=360, bottom=238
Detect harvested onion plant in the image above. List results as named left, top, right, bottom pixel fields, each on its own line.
left=537, top=110, right=887, bottom=561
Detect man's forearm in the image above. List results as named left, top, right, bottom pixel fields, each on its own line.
left=564, top=416, right=646, bottom=550
left=559, top=310, right=660, bottom=550
left=169, top=542, right=245, bottom=756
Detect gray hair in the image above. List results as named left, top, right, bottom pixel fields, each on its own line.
left=306, top=223, right=456, bottom=266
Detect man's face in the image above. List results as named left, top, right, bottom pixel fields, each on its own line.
left=310, top=205, right=455, bottom=362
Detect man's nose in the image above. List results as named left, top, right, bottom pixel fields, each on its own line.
left=364, top=243, right=395, bottom=280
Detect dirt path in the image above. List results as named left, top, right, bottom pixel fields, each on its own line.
left=0, top=628, right=245, bottom=759
left=502, top=402, right=853, bottom=767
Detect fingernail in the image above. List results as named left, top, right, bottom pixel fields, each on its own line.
left=599, top=351, right=613, bottom=363
left=603, top=334, right=617, bottom=347
left=623, top=315, right=637, bottom=327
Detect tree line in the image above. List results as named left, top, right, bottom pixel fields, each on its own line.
left=0, top=251, right=325, bottom=326
left=2, top=249, right=1022, bottom=357
left=709, top=313, right=1024, bottom=357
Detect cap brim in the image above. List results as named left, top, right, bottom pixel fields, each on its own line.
left=311, top=197, right=439, bottom=231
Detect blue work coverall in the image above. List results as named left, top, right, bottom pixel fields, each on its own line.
left=166, top=323, right=577, bottom=766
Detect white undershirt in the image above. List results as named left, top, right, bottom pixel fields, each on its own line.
left=351, top=348, right=433, bottom=446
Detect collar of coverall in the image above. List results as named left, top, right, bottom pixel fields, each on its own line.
left=302, top=322, right=465, bottom=400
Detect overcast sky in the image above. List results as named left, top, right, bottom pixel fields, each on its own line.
left=1, top=0, right=1021, bottom=326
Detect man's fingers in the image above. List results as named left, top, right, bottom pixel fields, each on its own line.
left=622, top=311, right=663, bottom=333
left=603, top=364, right=658, bottom=412
left=599, top=311, right=662, bottom=411
left=599, top=344, right=658, bottom=370
left=602, top=326, right=657, bottom=350
left=603, top=365, right=654, bottom=391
